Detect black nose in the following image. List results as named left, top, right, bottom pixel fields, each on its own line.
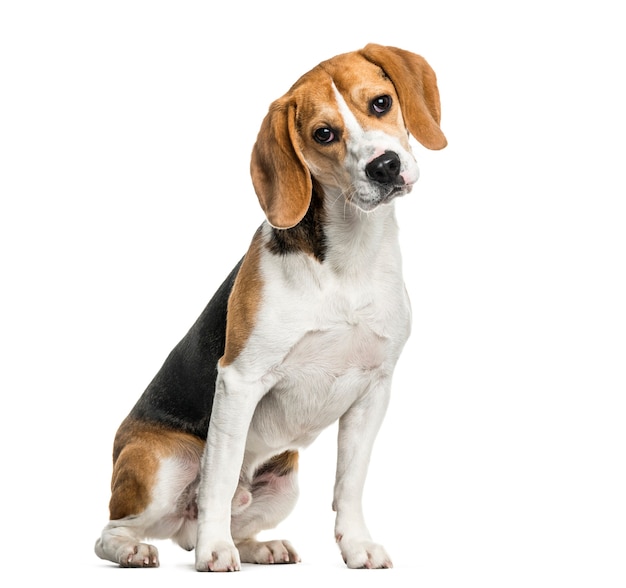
left=365, top=151, right=401, bottom=185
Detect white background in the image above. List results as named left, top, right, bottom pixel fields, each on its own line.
left=1, top=1, right=624, bottom=586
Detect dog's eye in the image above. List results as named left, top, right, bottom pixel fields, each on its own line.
left=313, top=127, right=336, bottom=144
left=370, top=95, right=392, bottom=116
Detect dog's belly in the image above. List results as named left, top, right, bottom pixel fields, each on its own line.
left=246, top=323, right=388, bottom=455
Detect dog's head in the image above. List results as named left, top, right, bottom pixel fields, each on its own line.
left=250, top=44, right=447, bottom=229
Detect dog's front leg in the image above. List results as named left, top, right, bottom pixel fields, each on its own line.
left=195, top=369, right=264, bottom=572
left=333, top=379, right=393, bottom=569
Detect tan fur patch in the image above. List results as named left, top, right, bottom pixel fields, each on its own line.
left=220, top=229, right=264, bottom=366
left=288, top=68, right=348, bottom=183
left=109, top=417, right=204, bottom=520
left=255, top=450, right=299, bottom=477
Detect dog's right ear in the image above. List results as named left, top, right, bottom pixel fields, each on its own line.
left=250, top=98, right=312, bottom=230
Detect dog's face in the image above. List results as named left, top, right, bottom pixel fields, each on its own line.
left=293, top=56, right=418, bottom=212
left=251, top=44, right=447, bottom=229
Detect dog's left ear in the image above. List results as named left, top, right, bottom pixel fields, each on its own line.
left=360, top=44, right=447, bottom=150
left=250, top=98, right=312, bottom=229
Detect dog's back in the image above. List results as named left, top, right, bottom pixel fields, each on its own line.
left=128, top=259, right=241, bottom=437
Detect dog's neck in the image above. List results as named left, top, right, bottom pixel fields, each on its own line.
left=266, top=185, right=401, bottom=278
left=323, top=187, right=401, bottom=276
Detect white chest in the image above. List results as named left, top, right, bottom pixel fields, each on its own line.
left=245, top=265, right=410, bottom=458
left=238, top=208, right=411, bottom=464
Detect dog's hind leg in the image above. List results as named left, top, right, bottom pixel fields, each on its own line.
left=231, top=450, right=301, bottom=564
left=94, top=419, right=204, bottom=567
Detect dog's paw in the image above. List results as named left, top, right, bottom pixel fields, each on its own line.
left=237, top=539, right=300, bottom=564
left=195, top=541, right=241, bottom=572
left=337, top=537, right=392, bottom=569
left=117, top=542, right=160, bottom=568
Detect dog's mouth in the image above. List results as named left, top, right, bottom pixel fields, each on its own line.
left=349, top=181, right=413, bottom=212
left=380, top=183, right=409, bottom=204
left=387, top=182, right=411, bottom=198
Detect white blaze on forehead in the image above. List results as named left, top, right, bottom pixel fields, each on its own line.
left=331, top=83, right=419, bottom=185
left=332, top=83, right=379, bottom=161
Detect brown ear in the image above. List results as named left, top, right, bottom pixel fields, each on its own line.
left=360, top=43, right=447, bottom=150
left=250, top=98, right=312, bottom=229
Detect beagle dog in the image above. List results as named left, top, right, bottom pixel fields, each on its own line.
left=95, top=43, right=446, bottom=572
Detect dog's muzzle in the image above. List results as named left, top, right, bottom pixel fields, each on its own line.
left=359, top=150, right=412, bottom=209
